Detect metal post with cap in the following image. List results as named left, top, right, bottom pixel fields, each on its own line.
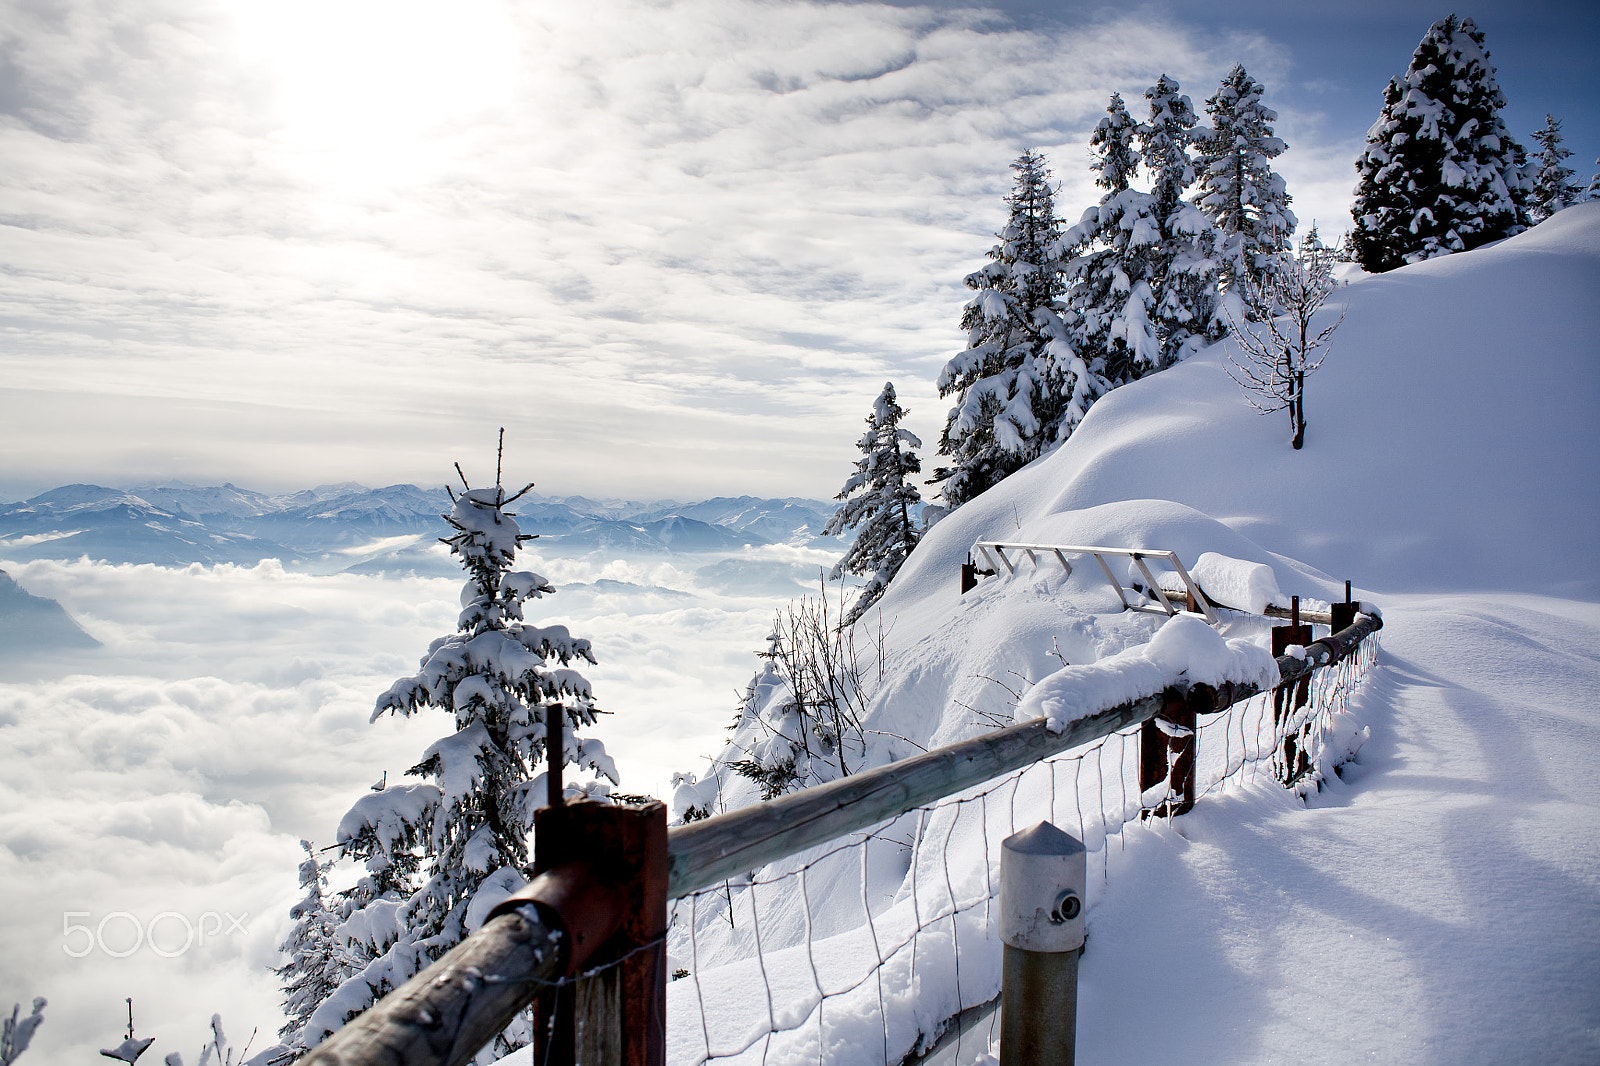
left=998, top=821, right=1087, bottom=1066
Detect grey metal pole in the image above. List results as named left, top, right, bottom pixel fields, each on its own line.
left=998, top=821, right=1086, bottom=1066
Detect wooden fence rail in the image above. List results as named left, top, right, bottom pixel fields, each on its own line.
left=304, top=605, right=1383, bottom=1066
left=668, top=606, right=1380, bottom=896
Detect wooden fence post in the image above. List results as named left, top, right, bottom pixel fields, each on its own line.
left=1140, top=687, right=1196, bottom=818
left=1271, top=596, right=1315, bottom=785
left=529, top=799, right=668, bottom=1066
left=1330, top=580, right=1358, bottom=633
left=998, top=822, right=1085, bottom=1066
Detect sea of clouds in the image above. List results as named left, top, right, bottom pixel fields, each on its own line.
left=0, top=544, right=828, bottom=1062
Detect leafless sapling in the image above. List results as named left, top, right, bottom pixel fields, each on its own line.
left=1224, top=247, right=1344, bottom=449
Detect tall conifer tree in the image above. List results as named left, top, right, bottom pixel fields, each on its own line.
left=303, top=451, right=618, bottom=1057
left=825, top=382, right=923, bottom=627
left=1142, top=74, right=1221, bottom=365
left=1064, top=92, right=1161, bottom=386
left=1193, top=65, right=1296, bottom=294
left=1351, top=15, right=1530, bottom=271
left=933, top=151, right=1075, bottom=506
left=277, top=841, right=347, bottom=1052
left=1530, top=114, right=1581, bottom=221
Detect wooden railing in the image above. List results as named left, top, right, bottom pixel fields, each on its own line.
left=304, top=605, right=1383, bottom=1066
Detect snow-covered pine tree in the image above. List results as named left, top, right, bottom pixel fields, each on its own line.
left=1589, top=159, right=1600, bottom=202
left=1297, top=223, right=1336, bottom=286
left=933, top=150, right=1077, bottom=507
left=303, top=450, right=618, bottom=1058
left=1192, top=65, right=1296, bottom=297
left=276, top=841, right=345, bottom=1052
left=1351, top=15, right=1531, bottom=272
left=1063, top=91, right=1162, bottom=387
left=1141, top=74, right=1221, bottom=365
left=1529, top=114, right=1581, bottom=222
left=824, top=382, right=923, bottom=628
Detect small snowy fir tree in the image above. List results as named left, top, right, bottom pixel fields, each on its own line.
left=1588, top=158, right=1600, bottom=202
left=1529, top=114, right=1581, bottom=222
left=824, top=382, right=923, bottom=628
left=275, top=841, right=346, bottom=1052
left=1, top=998, right=45, bottom=1065
left=933, top=150, right=1084, bottom=507
left=1297, top=223, right=1337, bottom=285
left=1351, top=15, right=1531, bottom=272
left=1192, top=65, right=1296, bottom=298
left=1142, top=73, right=1220, bottom=365
left=303, top=445, right=618, bottom=1058
left=1064, top=91, right=1162, bottom=385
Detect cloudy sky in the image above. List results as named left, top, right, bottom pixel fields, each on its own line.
left=1, top=0, right=1594, bottom=502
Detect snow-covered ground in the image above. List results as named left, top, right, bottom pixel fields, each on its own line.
left=1070, top=592, right=1599, bottom=1062
left=653, top=204, right=1600, bottom=1064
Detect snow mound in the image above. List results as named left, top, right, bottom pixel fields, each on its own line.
left=1017, top=614, right=1278, bottom=733
left=1189, top=552, right=1288, bottom=613
left=892, top=202, right=1600, bottom=603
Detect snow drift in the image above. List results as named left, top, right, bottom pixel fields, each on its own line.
left=651, top=205, right=1600, bottom=1066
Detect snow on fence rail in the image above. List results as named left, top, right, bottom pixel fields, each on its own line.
left=302, top=608, right=1382, bottom=1066
left=666, top=609, right=1380, bottom=1065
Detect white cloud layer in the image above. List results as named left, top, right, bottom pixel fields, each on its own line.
left=0, top=552, right=810, bottom=1061
left=0, top=0, right=1344, bottom=500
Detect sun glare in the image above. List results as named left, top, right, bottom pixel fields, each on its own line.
left=228, top=0, right=521, bottom=186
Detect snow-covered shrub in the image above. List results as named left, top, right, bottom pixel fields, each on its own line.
left=161, top=1014, right=289, bottom=1066
left=724, top=584, right=873, bottom=800
left=1, top=999, right=45, bottom=1065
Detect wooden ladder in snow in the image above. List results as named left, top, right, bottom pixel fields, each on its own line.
left=965, top=541, right=1220, bottom=626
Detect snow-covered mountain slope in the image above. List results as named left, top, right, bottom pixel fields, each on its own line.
left=0, top=567, right=99, bottom=665
left=663, top=207, right=1600, bottom=1065
left=900, top=201, right=1600, bottom=603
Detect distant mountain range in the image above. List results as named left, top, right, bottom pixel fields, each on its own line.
left=0, top=482, right=845, bottom=570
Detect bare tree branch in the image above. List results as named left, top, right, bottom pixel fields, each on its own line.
left=1223, top=244, right=1346, bottom=449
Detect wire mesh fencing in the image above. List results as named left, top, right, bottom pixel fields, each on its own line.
left=664, top=629, right=1381, bottom=1066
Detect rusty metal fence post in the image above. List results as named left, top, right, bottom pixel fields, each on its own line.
left=1140, top=686, right=1196, bottom=818
left=1270, top=596, right=1315, bottom=785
